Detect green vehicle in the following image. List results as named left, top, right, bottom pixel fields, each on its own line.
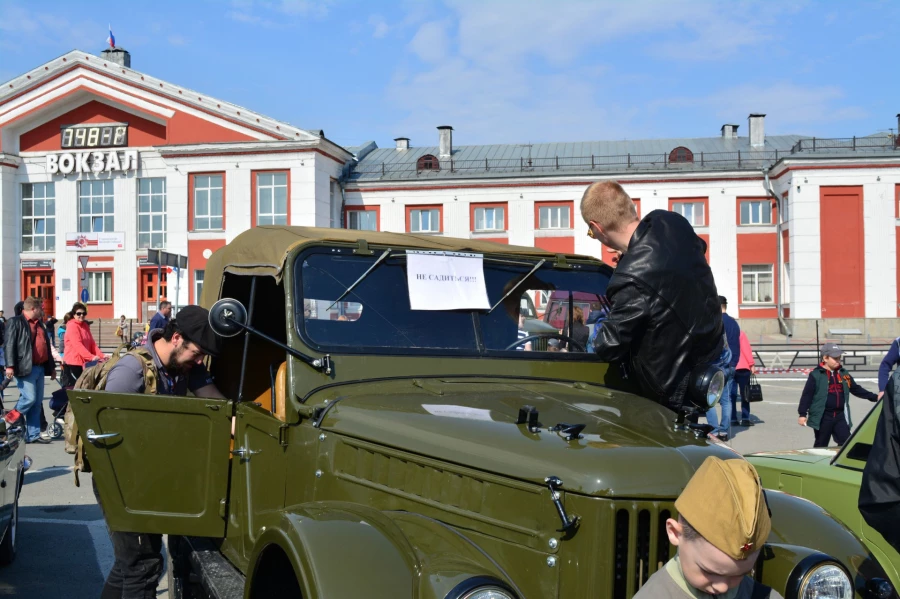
left=71, top=227, right=896, bottom=599
left=748, top=401, right=900, bottom=591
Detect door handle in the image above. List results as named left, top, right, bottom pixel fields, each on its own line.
left=86, top=429, right=120, bottom=443
left=230, top=448, right=262, bottom=459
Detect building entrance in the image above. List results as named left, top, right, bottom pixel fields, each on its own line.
left=139, top=267, right=168, bottom=322
left=23, top=270, right=55, bottom=317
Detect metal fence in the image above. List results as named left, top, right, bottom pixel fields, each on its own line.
left=754, top=343, right=888, bottom=375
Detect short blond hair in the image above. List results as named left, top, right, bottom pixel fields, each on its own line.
left=22, top=296, right=42, bottom=311
left=580, top=180, right=638, bottom=231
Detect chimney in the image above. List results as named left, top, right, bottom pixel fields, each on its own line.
left=748, top=114, right=765, bottom=148
left=394, top=137, right=410, bottom=150
left=438, top=126, right=453, bottom=158
left=721, top=124, right=739, bottom=139
left=101, top=47, right=131, bottom=68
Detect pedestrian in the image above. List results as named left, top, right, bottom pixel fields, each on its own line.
left=57, top=313, right=73, bottom=387
left=581, top=180, right=725, bottom=412
left=876, top=335, right=900, bottom=400
left=633, top=456, right=781, bottom=598
left=706, top=296, right=739, bottom=440
left=798, top=343, right=878, bottom=447
left=148, top=300, right=171, bottom=332
left=96, top=305, right=224, bottom=598
left=115, top=314, right=128, bottom=345
left=733, top=330, right=756, bottom=426
left=2, top=297, right=56, bottom=443
left=63, top=302, right=105, bottom=382
left=564, top=306, right=590, bottom=352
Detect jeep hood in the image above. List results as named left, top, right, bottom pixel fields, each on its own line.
left=746, top=448, right=837, bottom=465
left=318, top=378, right=736, bottom=497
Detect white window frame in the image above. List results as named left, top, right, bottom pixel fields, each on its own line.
left=86, top=271, right=112, bottom=303
left=138, top=178, right=167, bottom=249
left=195, top=270, right=205, bottom=303
left=538, top=205, right=571, bottom=230
left=474, top=206, right=505, bottom=232
left=78, top=180, right=115, bottom=232
left=783, top=262, right=791, bottom=304
left=193, top=175, right=224, bottom=231
left=256, top=172, right=288, bottom=226
left=21, top=182, right=56, bottom=252
left=409, top=208, right=440, bottom=233
left=782, top=197, right=789, bottom=224
left=347, top=209, right=378, bottom=231
left=739, top=200, right=772, bottom=225
left=741, top=264, right=774, bottom=304
left=672, top=201, right=705, bottom=226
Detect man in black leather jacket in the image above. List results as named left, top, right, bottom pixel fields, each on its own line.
left=582, top=181, right=724, bottom=412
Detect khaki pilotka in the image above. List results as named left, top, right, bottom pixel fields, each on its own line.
left=64, top=344, right=159, bottom=486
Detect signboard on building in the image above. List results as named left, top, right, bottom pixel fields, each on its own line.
left=20, top=259, right=53, bottom=269
left=61, top=123, right=128, bottom=149
left=65, top=232, right=125, bottom=251
left=46, top=150, right=139, bottom=175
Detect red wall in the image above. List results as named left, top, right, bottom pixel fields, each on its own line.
left=165, top=111, right=255, bottom=145
left=188, top=239, right=227, bottom=304
left=698, top=233, right=710, bottom=263
left=534, top=237, right=574, bottom=253
left=820, top=186, right=864, bottom=318
left=736, top=232, right=778, bottom=319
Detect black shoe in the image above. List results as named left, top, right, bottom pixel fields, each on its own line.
left=716, top=433, right=729, bottom=442
left=740, top=419, right=754, bottom=427
left=27, top=436, right=51, bottom=444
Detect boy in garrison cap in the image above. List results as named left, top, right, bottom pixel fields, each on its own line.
left=635, top=456, right=783, bottom=599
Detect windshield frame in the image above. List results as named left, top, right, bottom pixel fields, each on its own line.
left=292, top=243, right=613, bottom=360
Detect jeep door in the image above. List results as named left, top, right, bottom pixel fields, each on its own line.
left=69, top=391, right=233, bottom=537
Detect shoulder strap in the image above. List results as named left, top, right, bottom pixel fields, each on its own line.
left=129, top=347, right=159, bottom=394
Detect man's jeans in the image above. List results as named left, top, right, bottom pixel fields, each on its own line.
left=732, top=369, right=752, bottom=422
left=15, top=365, right=44, bottom=441
left=705, top=335, right=733, bottom=437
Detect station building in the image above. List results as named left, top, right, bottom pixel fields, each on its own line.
left=2, top=47, right=900, bottom=338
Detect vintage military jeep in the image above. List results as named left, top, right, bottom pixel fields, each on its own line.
left=72, top=227, right=895, bottom=599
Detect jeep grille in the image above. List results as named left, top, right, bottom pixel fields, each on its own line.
left=612, top=502, right=674, bottom=598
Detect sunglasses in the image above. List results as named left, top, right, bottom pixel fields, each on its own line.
left=75, top=311, right=87, bottom=316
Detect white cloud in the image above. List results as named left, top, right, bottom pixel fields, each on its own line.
left=369, top=14, right=389, bottom=39
left=168, top=34, right=187, bottom=46
left=408, top=21, right=451, bottom=63
left=225, top=0, right=332, bottom=26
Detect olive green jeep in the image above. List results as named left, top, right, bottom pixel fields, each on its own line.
left=71, top=227, right=896, bottom=599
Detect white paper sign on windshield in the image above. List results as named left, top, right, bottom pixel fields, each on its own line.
left=407, top=251, right=490, bottom=311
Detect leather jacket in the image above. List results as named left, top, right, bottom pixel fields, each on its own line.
left=3, top=315, right=55, bottom=378
left=593, top=209, right=723, bottom=410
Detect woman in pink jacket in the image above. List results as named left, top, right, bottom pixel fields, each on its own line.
left=63, top=302, right=105, bottom=381
left=733, top=330, right=756, bottom=426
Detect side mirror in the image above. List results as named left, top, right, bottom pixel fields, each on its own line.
left=208, top=298, right=248, bottom=338
left=688, top=364, right=725, bottom=411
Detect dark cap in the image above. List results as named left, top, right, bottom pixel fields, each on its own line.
left=820, top=342, right=843, bottom=358
left=718, top=295, right=728, bottom=306
left=175, top=305, right=222, bottom=357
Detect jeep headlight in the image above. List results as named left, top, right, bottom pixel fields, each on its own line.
left=788, top=556, right=853, bottom=599
left=689, top=364, right=725, bottom=410
left=446, top=577, right=516, bottom=599
left=459, top=589, right=513, bottom=599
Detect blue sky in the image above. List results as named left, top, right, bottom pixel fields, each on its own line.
left=1, top=0, right=897, bottom=150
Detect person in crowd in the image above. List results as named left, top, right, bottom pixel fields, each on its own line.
left=877, top=335, right=900, bottom=400
left=733, top=330, right=756, bottom=426
left=634, top=456, right=781, bottom=598
left=0, top=310, right=6, bottom=325
left=2, top=297, right=55, bottom=443
left=706, top=296, right=740, bottom=440
left=64, top=302, right=105, bottom=382
left=564, top=306, right=590, bottom=352
left=115, top=314, right=128, bottom=345
left=580, top=180, right=724, bottom=412
left=97, top=305, right=224, bottom=598
left=798, top=343, right=878, bottom=447
left=13, top=301, right=23, bottom=317
left=148, top=301, right=172, bottom=332
left=57, top=313, right=73, bottom=386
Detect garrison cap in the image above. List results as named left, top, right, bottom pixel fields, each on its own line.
left=175, top=305, right=222, bottom=358
left=675, top=456, right=771, bottom=561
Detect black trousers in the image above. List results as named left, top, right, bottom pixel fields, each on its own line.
left=813, top=411, right=851, bottom=447
left=92, top=480, right=162, bottom=599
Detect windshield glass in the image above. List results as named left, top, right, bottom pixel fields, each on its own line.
left=297, top=247, right=611, bottom=358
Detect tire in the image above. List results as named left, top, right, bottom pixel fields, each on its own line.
left=48, top=422, right=64, bottom=439
left=0, top=475, right=20, bottom=566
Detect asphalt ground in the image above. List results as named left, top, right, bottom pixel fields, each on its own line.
left=0, top=376, right=883, bottom=597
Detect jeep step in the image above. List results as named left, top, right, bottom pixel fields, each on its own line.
left=183, top=536, right=245, bottom=599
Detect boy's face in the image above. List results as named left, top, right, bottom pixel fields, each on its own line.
left=666, top=518, right=759, bottom=595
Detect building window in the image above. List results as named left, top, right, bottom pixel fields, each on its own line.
left=782, top=197, right=789, bottom=224
left=739, top=200, right=772, bottom=225
left=256, top=172, right=288, bottom=225
left=193, top=174, right=224, bottom=231
left=474, top=206, right=505, bottom=232
left=346, top=209, right=378, bottom=231
left=86, top=271, right=112, bottom=303
left=669, top=146, right=694, bottom=163
left=78, top=180, right=114, bottom=232
left=138, top=178, right=166, bottom=249
left=672, top=201, right=705, bottom=226
left=195, top=270, right=204, bottom=302
left=417, top=154, right=440, bottom=172
left=538, top=205, right=571, bottom=229
left=783, top=262, right=791, bottom=304
left=742, top=264, right=774, bottom=304
left=409, top=208, right=441, bottom=233
left=21, top=182, right=56, bottom=252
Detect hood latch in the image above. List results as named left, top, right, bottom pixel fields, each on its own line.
left=545, top=476, right=580, bottom=535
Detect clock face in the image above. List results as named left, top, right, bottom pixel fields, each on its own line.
left=61, top=124, right=128, bottom=149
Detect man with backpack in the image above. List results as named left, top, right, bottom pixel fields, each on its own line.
left=83, top=305, right=224, bottom=599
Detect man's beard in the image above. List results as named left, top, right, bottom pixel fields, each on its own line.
left=165, top=345, right=194, bottom=375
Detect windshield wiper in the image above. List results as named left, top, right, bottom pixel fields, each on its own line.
left=488, top=258, right=546, bottom=314
left=326, top=249, right=391, bottom=311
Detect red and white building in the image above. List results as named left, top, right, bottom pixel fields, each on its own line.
left=2, top=47, right=900, bottom=338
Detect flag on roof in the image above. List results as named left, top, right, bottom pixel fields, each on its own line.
left=107, top=26, right=115, bottom=48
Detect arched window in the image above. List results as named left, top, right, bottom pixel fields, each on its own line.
left=669, top=146, right=694, bottom=163
left=417, top=154, right=440, bottom=172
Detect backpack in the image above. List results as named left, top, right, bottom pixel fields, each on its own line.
left=65, top=343, right=159, bottom=486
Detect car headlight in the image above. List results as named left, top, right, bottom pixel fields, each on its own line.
left=788, top=555, right=853, bottom=599
left=689, top=364, right=725, bottom=410
left=446, top=577, right=517, bottom=599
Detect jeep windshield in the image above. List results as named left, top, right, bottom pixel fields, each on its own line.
left=296, top=246, right=611, bottom=358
